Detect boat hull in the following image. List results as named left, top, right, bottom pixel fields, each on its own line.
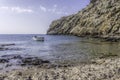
left=32, top=36, right=44, bottom=41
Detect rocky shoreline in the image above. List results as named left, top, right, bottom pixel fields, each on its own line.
left=0, top=41, right=120, bottom=80
left=0, top=54, right=120, bottom=80
left=0, top=41, right=119, bottom=80
left=0, top=43, right=120, bottom=80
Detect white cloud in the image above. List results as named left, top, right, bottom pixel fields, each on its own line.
left=0, top=6, right=9, bottom=10
left=53, top=4, right=57, bottom=8
left=0, top=6, right=34, bottom=13
left=40, top=5, right=47, bottom=12
left=11, top=7, right=33, bottom=13
left=39, top=5, right=68, bottom=15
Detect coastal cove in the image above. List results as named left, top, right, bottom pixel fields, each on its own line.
left=0, top=34, right=120, bottom=79
left=0, top=0, right=120, bottom=79
left=0, top=34, right=120, bottom=63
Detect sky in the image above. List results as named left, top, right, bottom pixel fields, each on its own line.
left=0, top=0, right=90, bottom=34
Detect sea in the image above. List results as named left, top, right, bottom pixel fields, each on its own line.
left=0, top=34, right=120, bottom=64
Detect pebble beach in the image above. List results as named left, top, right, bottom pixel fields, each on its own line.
left=0, top=56, right=120, bottom=80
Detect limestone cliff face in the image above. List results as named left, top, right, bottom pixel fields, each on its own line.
left=47, top=0, right=120, bottom=39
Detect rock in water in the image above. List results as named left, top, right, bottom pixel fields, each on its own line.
left=47, top=0, right=120, bottom=40
left=21, top=57, right=50, bottom=66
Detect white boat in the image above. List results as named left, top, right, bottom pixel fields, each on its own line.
left=32, top=36, right=44, bottom=41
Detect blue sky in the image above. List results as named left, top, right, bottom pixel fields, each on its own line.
left=0, top=0, right=90, bottom=34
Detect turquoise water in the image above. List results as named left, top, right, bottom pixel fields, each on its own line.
left=0, top=34, right=120, bottom=64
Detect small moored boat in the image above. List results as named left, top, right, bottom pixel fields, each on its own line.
left=32, top=36, right=44, bottom=41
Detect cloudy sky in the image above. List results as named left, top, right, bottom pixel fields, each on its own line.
left=0, top=0, right=90, bottom=34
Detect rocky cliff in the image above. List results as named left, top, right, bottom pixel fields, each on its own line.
left=47, top=0, right=120, bottom=40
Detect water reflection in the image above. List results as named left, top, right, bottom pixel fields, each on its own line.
left=86, top=41, right=120, bottom=56
left=44, top=39, right=120, bottom=64
left=0, top=35, right=120, bottom=64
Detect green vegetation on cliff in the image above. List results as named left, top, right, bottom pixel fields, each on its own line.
left=47, top=0, right=120, bottom=41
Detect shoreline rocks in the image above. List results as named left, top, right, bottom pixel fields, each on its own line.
left=0, top=56, right=120, bottom=80
left=0, top=43, right=120, bottom=79
left=0, top=54, right=51, bottom=67
left=21, top=57, right=50, bottom=66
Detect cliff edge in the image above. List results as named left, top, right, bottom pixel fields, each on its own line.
left=47, top=0, right=120, bottom=41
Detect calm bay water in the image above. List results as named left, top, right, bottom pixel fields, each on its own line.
left=0, top=34, right=120, bottom=64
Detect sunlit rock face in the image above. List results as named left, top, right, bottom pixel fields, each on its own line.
left=47, top=0, right=120, bottom=39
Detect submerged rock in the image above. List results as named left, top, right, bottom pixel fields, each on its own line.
left=21, top=57, right=50, bottom=66
left=0, top=43, right=15, bottom=47
left=1, top=54, right=22, bottom=60
left=0, top=47, right=23, bottom=51
left=47, top=0, right=120, bottom=41
left=0, top=54, right=50, bottom=68
left=0, top=47, right=8, bottom=51
left=0, top=59, right=9, bottom=63
left=0, top=43, right=24, bottom=51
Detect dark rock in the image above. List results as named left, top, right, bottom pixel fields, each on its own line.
left=26, top=76, right=32, bottom=80
left=0, top=43, right=16, bottom=51
left=21, top=57, right=50, bottom=66
left=99, top=53, right=118, bottom=59
left=12, top=55, right=22, bottom=59
left=0, top=76, right=5, bottom=80
left=0, top=47, right=9, bottom=51
left=1, top=54, right=23, bottom=61
left=0, top=43, right=15, bottom=47
left=17, top=72, right=22, bottom=76
left=5, top=64, right=12, bottom=68
left=117, top=68, right=120, bottom=74
left=41, top=60, right=50, bottom=63
left=0, top=47, right=23, bottom=51
left=1, top=54, right=51, bottom=67
left=105, top=37, right=119, bottom=42
left=0, top=59, right=9, bottom=63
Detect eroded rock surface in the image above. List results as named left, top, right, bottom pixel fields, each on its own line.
left=47, top=0, right=120, bottom=41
